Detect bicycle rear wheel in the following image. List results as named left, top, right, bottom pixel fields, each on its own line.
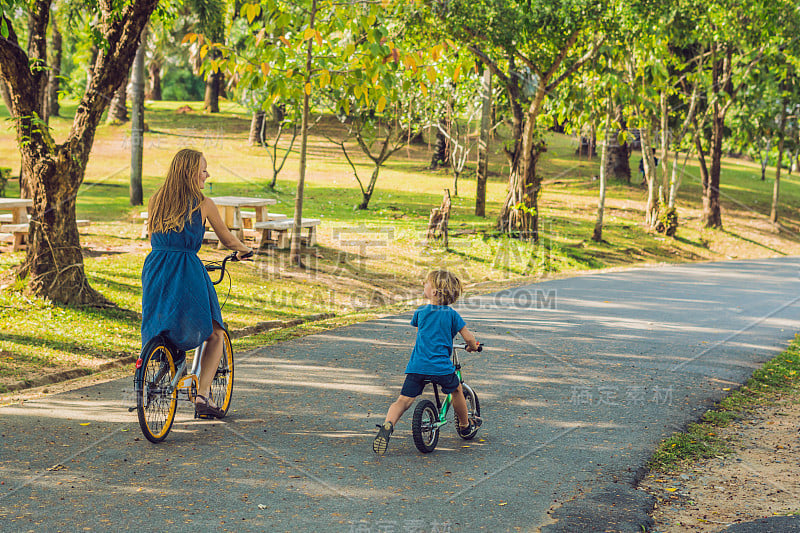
left=136, top=341, right=178, bottom=443
left=208, top=328, right=234, bottom=416
left=454, top=384, right=481, bottom=440
left=412, top=399, right=440, bottom=453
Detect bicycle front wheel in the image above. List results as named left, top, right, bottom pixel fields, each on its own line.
left=208, top=328, right=234, bottom=416
left=455, top=384, right=481, bottom=440
left=136, top=341, right=178, bottom=443
left=412, top=399, right=440, bottom=453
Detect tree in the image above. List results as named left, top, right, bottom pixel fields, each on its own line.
left=130, top=26, right=147, bottom=206
left=593, top=101, right=612, bottom=242
left=209, top=0, right=431, bottom=263
left=0, top=0, right=158, bottom=305
left=438, top=0, right=605, bottom=241
left=683, top=0, right=797, bottom=228
left=190, top=0, right=227, bottom=113
left=475, top=67, right=492, bottom=216
left=327, top=109, right=409, bottom=210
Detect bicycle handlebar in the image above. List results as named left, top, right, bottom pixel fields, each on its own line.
left=454, top=342, right=483, bottom=352
left=205, top=250, right=254, bottom=285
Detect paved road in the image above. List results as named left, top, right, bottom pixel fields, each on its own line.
left=2, top=257, right=800, bottom=532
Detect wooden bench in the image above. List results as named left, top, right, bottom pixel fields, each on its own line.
left=0, top=223, right=29, bottom=251
left=240, top=210, right=287, bottom=229
left=140, top=211, right=149, bottom=238
left=0, top=214, right=89, bottom=226
left=254, top=218, right=321, bottom=249
left=0, top=219, right=91, bottom=252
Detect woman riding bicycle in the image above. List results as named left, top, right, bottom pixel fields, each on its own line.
left=141, top=148, right=252, bottom=419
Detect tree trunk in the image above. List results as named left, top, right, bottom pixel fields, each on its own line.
left=770, top=96, right=787, bottom=224
left=290, top=0, right=316, bottom=265
left=272, top=103, right=285, bottom=123
left=760, top=139, right=771, bottom=181
left=603, top=104, right=630, bottom=182
left=0, top=0, right=157, bottom=305
left=249, top=110, right=266, bottom=145
left=593, top=103, right=612, bottom=242
left=703, top=108, right=724, bottom=228
left=203, top=59, right=221, bottom=113
left=0, top=79, right=12, bottom=115
left=659, top=90, right=670, bottom=201
left=496, top=111, right=544, bottom=241
left=430, top=117, right=451, bottom=169
left=427, top=189, right=451, bottom=248
left=640, top=128, right=659, bottom=227
left=22, top=156, right=110, bottom=305
left=496, top=79, right=543, bottom=241
left=130, top=27, right=146, bottom=206
left=475, top=68, right=491, bottom=217
left=702, top=48, right=732, bottom=229
left=358, top=166, right=381, bottom=210
left=47, top=20, right=62, bottom=118
left=146, top=59, right=162, bottom=100
left=107, top=76, right=129, bottom=123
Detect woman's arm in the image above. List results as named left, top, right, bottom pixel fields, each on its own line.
left=201, top=197, right=252, bottom=255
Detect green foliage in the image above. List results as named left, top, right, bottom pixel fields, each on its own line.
left=202, top=0, right=435, bottom=116
left=649, top=423, right=731, bottom=471
left=160, top=66, right=205, bottom=101
left=0, top=167, right=10, bottom=197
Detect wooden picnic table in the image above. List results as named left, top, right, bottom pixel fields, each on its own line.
left=0, top=198, right=33, bottom=251
left=209, top=196, right=277, bottom=244
left=0, top=198, right=32, bottom=224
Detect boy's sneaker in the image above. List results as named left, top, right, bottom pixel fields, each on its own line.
left=373, top=422, right=394, bottom=454
left=457, top=417, right=482, bottom=438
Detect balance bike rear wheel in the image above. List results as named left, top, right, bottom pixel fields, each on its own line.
left=412, top=399, right=440, bottom=453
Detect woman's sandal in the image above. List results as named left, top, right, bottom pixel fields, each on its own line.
left=194, top=394, right=225, bottom=419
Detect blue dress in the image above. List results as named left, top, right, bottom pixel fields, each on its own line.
left=141, top=208, right=223, bottom=351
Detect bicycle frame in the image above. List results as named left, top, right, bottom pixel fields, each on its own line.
left=429, top=349, right=465, bottom=429
left=159, top=251, right=241, bottom=399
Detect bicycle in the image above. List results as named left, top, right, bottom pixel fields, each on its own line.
left=411, top=342, right=483, bottom=453
left=133, top=250, right=251, bottom=443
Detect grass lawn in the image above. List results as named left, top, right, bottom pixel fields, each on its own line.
left=1, top=98, right=800, bottom=392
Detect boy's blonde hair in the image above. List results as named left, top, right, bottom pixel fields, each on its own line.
left=426, top=270, right=463, bottom=305
left=148, top=148, right=205, bottom=234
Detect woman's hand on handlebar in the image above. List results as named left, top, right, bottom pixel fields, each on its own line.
left=466, top=341, right=481, bottom=352
left=232, top=249, right=254, bottom=261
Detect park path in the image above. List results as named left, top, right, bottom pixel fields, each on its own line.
left=1, top=257, right=800, bottom=532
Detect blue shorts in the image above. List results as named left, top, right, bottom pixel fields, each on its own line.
left=401, top=372, right=461, bottom=398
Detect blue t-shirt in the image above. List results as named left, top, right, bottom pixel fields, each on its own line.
left=405, top=304, right=467, bottom=375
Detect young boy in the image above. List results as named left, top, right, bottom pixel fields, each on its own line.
left=373, top=270, right=480, bottom=454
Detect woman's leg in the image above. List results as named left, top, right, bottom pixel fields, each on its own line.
left=197, top=322, right=225, bottom=404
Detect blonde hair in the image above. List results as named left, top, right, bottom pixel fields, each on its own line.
left=426, top=270, right=463, bottom=305
left=148, top=149, right=205, bottom=234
